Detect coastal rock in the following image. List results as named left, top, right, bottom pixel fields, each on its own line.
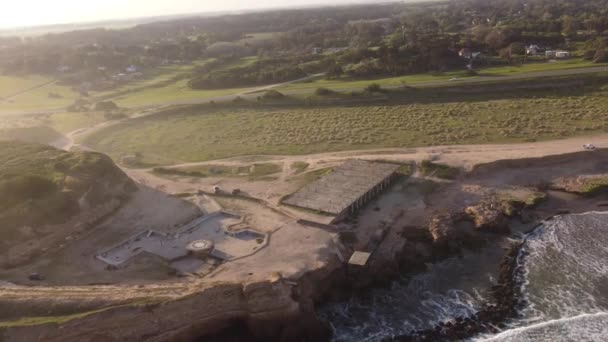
left=551, top=174, right=608, bottom=196
left=428, top=214, right=453, bottom=243
left=465, top=201, right=508, bottom=232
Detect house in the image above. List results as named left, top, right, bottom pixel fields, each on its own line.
left=526, top=45, right=541, bottom=55
left=555, top=51, right=571, bottom=59
left=126, top=65, right=138, bottom=73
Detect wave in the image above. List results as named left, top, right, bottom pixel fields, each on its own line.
left=478, top=312, right=608, bottom=342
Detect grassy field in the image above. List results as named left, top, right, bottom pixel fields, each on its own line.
left=0, top=75, right=53, bottom=98
left=111, top=79, right=249, bottom=107
left=106, top=57, right=257, bottom=107
left=0, top=78, right=78, bottom=112
left=154, top=162, right=282, bottom=180
left=0, top=57, right=257, bottom=112
left=279, top=59, right=606, bottom=92
left=83, top=81, right=608, bottom=165
left=0, top=126, right=63, bottom=145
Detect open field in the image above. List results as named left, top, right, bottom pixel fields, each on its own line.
left=279, top=59, right=607, bottom=92
left=0, top=76, right=78, bottom=112
left=103, top=57, right=258, bottom=107
left=154, top=162, right=282, bottom=180
left=110, top=79, right=250, bottom=107
left=84, top=81, right=608, bottom=165
left=0, top=75, right=54, bottom=98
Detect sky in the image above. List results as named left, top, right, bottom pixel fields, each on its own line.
left=0, top=0, right=383, bottom=28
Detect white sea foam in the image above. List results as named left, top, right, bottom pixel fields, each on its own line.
left=323, top=212, right=608, bottom=342
left=481, top=211, right=608, bottom=341
left=478, top=312, right=608, bottom=342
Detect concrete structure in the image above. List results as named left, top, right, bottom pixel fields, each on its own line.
left=96, top=211, right=269, bottom=268
left=186, top=240, right=214, bottom=259
left=348, top=251, right=371, bottom=266
left=282, top=160, right=401, bottom=221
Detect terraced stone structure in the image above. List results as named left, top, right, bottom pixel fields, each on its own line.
left=283, top=159, right=400, bottom=222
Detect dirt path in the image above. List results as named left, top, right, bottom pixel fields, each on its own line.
left=140, top=133, right=608, bottom=178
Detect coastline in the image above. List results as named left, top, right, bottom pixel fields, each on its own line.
left=2, top=150, right=608, bottom=341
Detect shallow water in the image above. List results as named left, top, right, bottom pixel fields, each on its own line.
left=319, top=239, right=506, bottom=341
left=479, top=212, right=608, bottom=341
left=322, top=212, right=608, bottom=342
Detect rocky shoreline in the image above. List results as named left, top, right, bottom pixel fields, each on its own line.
left=389, top=240, right=526, bottom=341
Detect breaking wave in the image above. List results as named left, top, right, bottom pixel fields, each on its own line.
left=479, top=211, right=608, bottom=341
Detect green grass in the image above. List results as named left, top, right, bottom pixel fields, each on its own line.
left=45, top=111, right=109, bottom=134
left=0, top=81, right=78, bottom=112
left=279, top=59, right=606, bottom=92
left=581, top=176, right=608, bottom=195
left=0, top=75, right=54, bottom=98
left=419, top=160, right=460, bottom=180
left=83, top=83, right=608, bottom=164
left=291, top=161, right=310, bottom=174
left=0, top=126, right=64, bottom=145
left=111, top=78, right=250, bottom=107
left=154, top=162, right=282, bottom=180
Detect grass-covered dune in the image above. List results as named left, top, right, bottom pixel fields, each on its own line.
left=0, top=141, right=136, bottom=253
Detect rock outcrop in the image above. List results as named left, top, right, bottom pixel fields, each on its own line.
left=465, top=201, right=509, bottom=232
left=0, top=279, right=332, bottom=342
left=551, top=174, right=608, bottom=196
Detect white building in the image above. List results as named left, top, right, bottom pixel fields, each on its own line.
left=526, top=45, right=541, bottom=55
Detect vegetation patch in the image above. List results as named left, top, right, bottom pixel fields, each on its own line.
left=83, top=84, right=608, bottom=164
left=0, top=141, right=135, bottom=250
left=291, top=161, right=310, bottom=174
left=419, top=160, right=460, bottom=180
left=0, top=126, right=64, bottom=145
left=154, top=163, right=281, bottom=181
left=581, top=176, right=608, bottom=195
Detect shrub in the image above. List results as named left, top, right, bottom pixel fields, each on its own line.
left=365, top=83, right=383, bottom=93
left=315, top=87, right=335, bottom=96
left=262, top=90, right=285, bottom=100
left=95, top=101, right=119, bottom=112
left=419, top=160, right=460, bottom=180
left=0, top=174, right=57, bottom=210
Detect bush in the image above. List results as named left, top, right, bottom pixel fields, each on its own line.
left=365, top=83, right=383, bottom=93
left=315, top=87, right=335, bottom=96
left=0, top=174, right=57, bottom=210
left=104, top=112, right=127, bottom=120
left=95, top=101, right=119, bottom=112
left=262, top=90, right=285, bottom=100
left=419, top=160, right=460, bottom=180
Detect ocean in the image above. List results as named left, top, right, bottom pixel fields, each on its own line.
left=321, top=212, right=608, bottom=342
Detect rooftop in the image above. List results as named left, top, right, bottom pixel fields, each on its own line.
left=283, top=159, right=400, bottom=215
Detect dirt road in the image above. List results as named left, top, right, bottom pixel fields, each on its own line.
left=144, top=133, right=608, bottom=174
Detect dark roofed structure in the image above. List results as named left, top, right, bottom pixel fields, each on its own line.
left=283, top=160, right=400, bottom=221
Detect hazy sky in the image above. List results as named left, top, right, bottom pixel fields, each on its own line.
left=1, top=0, right=378, bottom=28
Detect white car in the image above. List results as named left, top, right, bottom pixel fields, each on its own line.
left=583, top=144, right=596, bottom=150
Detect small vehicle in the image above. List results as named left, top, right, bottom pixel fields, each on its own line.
left=583, top=144, right=596, bottom=150
left=449, top=77, right=459, bottom=81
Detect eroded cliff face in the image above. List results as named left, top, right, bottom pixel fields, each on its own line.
left=0, top=278, right=334, bottom=342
